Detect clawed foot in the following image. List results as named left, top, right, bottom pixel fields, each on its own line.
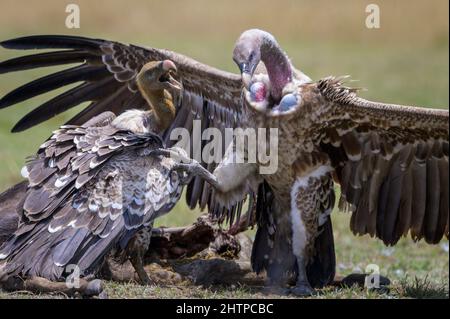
left=133, top=264, right=156, bottom=286
left=149, top=147, right=219, bottom=187
left=262, top=285, right=290, bottom=296
left=137, top=271, right=155, bottom=286
left=290, top=281, right=315, bottom=297
left=129, top=253, right=155, bottom=286
left=171, top=162, right=199, bottom=184
left=171, top=160, right=218, bottom=187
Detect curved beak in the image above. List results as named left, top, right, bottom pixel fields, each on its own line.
left=241, top=72, right=252, bottom=88
left=238, top=62, right=254, bottom=89
left=161, top=60, right=182, bottom=91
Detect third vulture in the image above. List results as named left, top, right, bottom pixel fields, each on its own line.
left=0, top=29, right=448, bottom=296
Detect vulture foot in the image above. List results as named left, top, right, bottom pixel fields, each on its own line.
left=129, top=253, right=155, bottom=286
left=171, top=160, right=218, bottom=188
left=290, top=281, right=314, bottom=297
left=262, top=285, right=290, bottom=296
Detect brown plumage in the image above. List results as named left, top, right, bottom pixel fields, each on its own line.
left=0, top=31, right=448, bottom=296
left=0, top=61, right=191, bottom=283
left=313, top=77, right=448, bottom=245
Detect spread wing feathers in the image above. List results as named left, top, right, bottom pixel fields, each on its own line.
left=0, top=34, right=247, bottom=221
left=164, top=89, right=248, bottom=222
left=0, top=35, right=242, bottom=130
left=0, top=123, right=183, bottom=280
left=20, top=121, right=163, bottom=222
left=311, top=77, right=449, bottom=245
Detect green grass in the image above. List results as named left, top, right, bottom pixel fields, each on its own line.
left=0, top=0, right=448, bottom=299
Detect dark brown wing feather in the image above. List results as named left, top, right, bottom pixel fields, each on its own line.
left=20, top=117, right=163, bottom=223
left=0, top=115, right=166, bottom=280
left=0, top=35, right=247, bottom=222
left=309, top=77, right=449, bottom=245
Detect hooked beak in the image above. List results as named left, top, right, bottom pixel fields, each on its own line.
left=238, top=62, right=254, bottom=89
left=241, top=72, right=252, bottom=88
left=161, top=60, right=182, bottom=91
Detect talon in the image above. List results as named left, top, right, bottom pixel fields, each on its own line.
left=170, top=163, right=192, bottom=184
left=171, top=160, right=204, bottom=184
left=139, top=273, right=154, bottom=286
left=290, top=281, right=314, bottom=297
left=262, top=285, right=290, bottom=296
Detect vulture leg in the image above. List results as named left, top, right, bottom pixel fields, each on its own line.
left=290, top=165, right=335, bottom=297
left=169, top=145, right=258, bottom=197
left=149, top=148, right=217, bottom=186
left=291, top=254, right=313, bottom=296
left=126, top=226, right=154, bottom=285
left=171, top=160, right=221, bottom=189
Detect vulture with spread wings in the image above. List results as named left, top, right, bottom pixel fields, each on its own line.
left=0, top=29, right=448, bottom=296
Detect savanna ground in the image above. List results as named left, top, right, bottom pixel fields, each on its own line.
left=0, top=0, right=448, bottom=299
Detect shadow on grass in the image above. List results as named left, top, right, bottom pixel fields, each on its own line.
left=398, top=276, right=449, bottom=299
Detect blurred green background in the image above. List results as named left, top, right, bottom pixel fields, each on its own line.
left=0, top=0, right=448, bottom=297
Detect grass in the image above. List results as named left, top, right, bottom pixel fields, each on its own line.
left=398, top=276, right=449, bottom=299
left=0, top=0, right=448, bottom=299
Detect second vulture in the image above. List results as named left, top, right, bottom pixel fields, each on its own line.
left=0, top=60, right=194, bottom=285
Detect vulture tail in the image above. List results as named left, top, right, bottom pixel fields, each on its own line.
left=252, top=184, right=297, bottom=287
left=251, top=182, right=276, bottom=275
left=306, top=216, right=336, bottom=288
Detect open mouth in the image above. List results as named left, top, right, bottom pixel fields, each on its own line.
left=159, top=70, right=182, bottom=90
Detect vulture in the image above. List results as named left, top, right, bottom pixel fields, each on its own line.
left=0, top=29, right=448, bottom=296
left=0, top=60, right=194, bottom=284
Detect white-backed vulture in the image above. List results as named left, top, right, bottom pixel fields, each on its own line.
left=0, top=30, right=448, bottom=296
left=0, top=60, right=194, bottom=286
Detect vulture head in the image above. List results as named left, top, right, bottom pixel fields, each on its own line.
left=233, top=29, right=265, bottom=86
left=234, top=29, right=303, bottom=116
left=137, top=60, right=182, bottom=92
left=136, top=60, right=182, bottom=131
left=233, top=29, right=294, bottom=104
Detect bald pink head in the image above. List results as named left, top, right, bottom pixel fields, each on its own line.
left=233, top=29, right=292, bottom=102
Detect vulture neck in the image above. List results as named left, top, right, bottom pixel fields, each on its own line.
left=260, top=36, right=293, bottom=102
left=140, top=87, right=176, bottom=132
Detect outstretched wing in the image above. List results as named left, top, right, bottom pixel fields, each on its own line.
left=306, top=77, right=449, bottom=245
left=0, top=35, right=242, bottom=131
left=0, top=35, right=246, bottom=220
